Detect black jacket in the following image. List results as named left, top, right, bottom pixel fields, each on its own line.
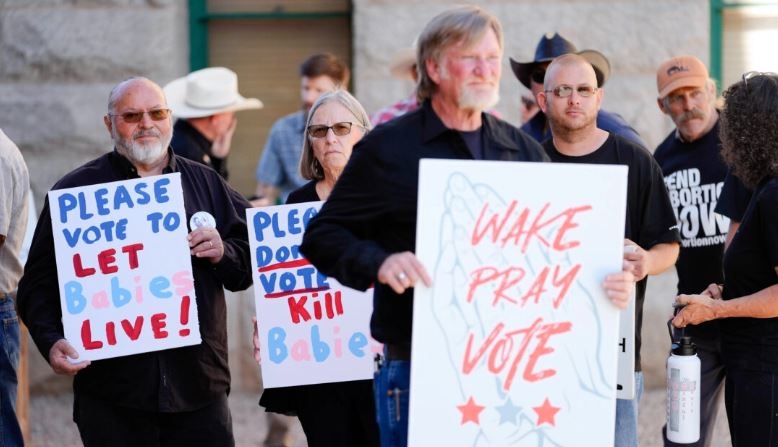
left=300, top=101, right=547, bottom=345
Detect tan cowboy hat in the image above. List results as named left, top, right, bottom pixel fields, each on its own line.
left=164, top=67, right=263, bottom=118
left=389, top=47, right=417, bottom=80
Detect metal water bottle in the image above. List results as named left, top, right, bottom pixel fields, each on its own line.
left=666, top=336, right=701, bottom=443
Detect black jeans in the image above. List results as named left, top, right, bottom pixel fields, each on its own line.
left=724, top=366, right=778, bottom=446
left=74, top=392, right=234, bottom=447
left=720, top=338, right=778, bottom=446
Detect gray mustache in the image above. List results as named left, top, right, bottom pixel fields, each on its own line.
left=679, top=109, right=705, bottom=122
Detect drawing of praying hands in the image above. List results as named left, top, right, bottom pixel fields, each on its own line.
left=430, top=173, right=561, bottom=446
left=520, top=204, right=615, bottom=400
left=543, top=247, right=615, bottom=399
left=429, top=171, right=623, bottom=445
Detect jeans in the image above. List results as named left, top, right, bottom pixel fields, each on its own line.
left=373, top=354, right=410, bottom=447
left=0, top=293, right=23, bottom=447
left=614, top=371, right=644, bottom=447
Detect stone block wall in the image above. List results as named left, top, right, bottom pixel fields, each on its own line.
left=1, top=0, right=191, bottom=392
left=353, top=0, right=710, bottom=151
left=0, top=0, right=189, bottom=206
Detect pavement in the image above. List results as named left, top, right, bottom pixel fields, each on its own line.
left=29, top=391, right=307, bottom=447
left=29, top=387, right=731, bottom=447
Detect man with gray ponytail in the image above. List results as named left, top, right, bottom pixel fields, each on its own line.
left=654, top=55, right=728, bottom=447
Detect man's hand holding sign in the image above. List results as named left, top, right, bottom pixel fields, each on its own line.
left=16, top=76, right=254, bottom=445
left=47, top=174, right=201, bottom=365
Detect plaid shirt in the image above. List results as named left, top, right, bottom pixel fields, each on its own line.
left=370, top=95, right=418, bottom=127
left=371, top=95, right=503, bottom=127
left=255, top=110, right=307, bottom=203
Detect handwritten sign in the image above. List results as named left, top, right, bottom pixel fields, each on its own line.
left=248, top=203, right=380, bottom=388
left=49, top=174, right=200, bottom=362
left=410, top=160, right=628, bottom=446
left=617, top=286, right=636, bottom=399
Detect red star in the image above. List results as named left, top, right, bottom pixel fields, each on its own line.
left=532, top=397, right=561, bottom=427
left=457, top=396, right=485, bottom=425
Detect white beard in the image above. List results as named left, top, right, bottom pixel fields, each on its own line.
left=459, top=86, right=500, bottom=111
left=113, top=128, right=171, bottom=165
left=439, top=64, right=500, bottom=112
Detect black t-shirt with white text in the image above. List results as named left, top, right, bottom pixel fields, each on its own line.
left=654, top=121, right=728, bottom=296
left=544, top=133, right=681, bottom=371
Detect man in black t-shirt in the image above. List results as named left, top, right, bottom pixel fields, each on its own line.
left=654, top=55, right=727, bottom=447
left=538, top=53, right=680, bottom=447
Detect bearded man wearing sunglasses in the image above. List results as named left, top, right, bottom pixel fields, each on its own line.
left=17, top=77, right=253, bottom=446
left=539, top=53, right=681, bottom=447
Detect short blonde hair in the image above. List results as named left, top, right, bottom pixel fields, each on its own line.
left=416, top=5, right=503, bottom=103
left=299, top=90, right=371, bottom=181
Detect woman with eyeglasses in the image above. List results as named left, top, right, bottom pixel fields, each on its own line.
left=256, top=89, right=379, bottom=447
left=672, top=72, right=778, bottom=445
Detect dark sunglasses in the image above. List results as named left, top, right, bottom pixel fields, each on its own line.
left=108, top=109, right=171, bottom=123
left=545, top=85, right=598, bottom=98
left=530, top=67, right=546, bottom=84
left=307, top=122, right=359, bottom=139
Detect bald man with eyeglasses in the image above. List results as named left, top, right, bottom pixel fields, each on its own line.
left=539, top=53, right=681, bottom=447
left=510, top=32, right=645, bottom=147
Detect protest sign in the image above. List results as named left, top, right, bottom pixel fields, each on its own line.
left=410, top=160, right=627, bottom=446
left=617, top=283, right=636, bottom=399
left=248, top=202, right=380, bottom=388
left=49, top=173, right=200, bottom=362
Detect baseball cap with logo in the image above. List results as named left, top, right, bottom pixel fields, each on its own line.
left=656, top=55, right=709, bottom=99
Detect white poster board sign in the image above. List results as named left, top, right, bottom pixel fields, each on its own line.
left=617, top=287, right=636, bottom=399
left=248, top=202, right=381, bottom=388
left=410, top=160, right=627, bottom=447
left=49, top=173, right=200, bottom=362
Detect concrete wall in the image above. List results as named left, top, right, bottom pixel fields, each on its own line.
left=0, top=0, right=189, bottom=207
left=353, top=0, right=710, bottom=151
left=7, top=0, right=708, bottom=393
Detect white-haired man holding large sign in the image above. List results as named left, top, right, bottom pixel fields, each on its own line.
left=17, top=77, right=253, bottom=446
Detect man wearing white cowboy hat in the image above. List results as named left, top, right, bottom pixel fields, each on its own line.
left=164, top=67, right=263, bottom=180
left=510, top=32, right=645, bottom=147
left=370, top=46, right=418, bottom=126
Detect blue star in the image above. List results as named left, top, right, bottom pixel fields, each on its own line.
left=495, top=397, right=521, bottom=425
